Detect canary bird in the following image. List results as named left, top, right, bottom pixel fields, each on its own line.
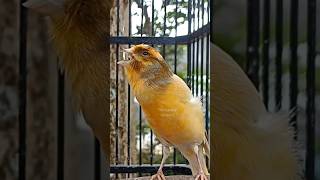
left=118, top=44, right=210, bottom=180
left=211, top=43, right=302, bottom=180
left=23, top=0, right=111, bottom=155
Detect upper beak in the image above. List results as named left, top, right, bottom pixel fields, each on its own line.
left=117, top=47, right=132, bottom=66
left=120, top=47, right=132, bottom=55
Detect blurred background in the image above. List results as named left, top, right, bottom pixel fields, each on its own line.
left=213, top=0, right=320, bottom=179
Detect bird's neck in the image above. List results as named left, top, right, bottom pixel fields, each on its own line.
left=125, top=64, right=173, bottom=90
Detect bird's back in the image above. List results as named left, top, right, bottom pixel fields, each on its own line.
left=211, top=44, right=302, bottom=180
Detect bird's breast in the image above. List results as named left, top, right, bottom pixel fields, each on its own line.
left=133, top=80, right=205, bottom=145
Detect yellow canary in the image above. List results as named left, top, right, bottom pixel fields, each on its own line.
left=23, top=0, right=111, bottom=155
left=118, top=44, right=210, bottom=180
left=211, top=43, right=302, bottom=180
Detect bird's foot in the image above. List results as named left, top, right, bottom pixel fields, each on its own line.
left=150, top=170, right=166, bottom=180
left=194, top=172, right=208, bottom=180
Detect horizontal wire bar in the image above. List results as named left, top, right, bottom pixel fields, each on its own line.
left=110, top=164, right=192, bottom=174
left=109, top=24, right=210, bottom=45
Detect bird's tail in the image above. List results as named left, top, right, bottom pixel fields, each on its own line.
left=256, top=110, right=303, bottom=180
left=200, top=137, right=210, bottom=175
left=185, top=138, right=210, bottom=176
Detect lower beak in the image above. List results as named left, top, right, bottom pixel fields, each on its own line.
left=117, top=60, right=130, bottom=66
left=118, top=47, right=133, bottom=66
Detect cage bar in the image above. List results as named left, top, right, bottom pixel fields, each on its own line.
left=262, top=0, right=270, bottom=109
left=275, top=0, right=283, bottom=111
left=127, top=0, right=132, bottom=177
left=150, top=0, right=155, bottom=167
left=289, top=0, right=299, bottom=136
left=306, top=0, right=317, bottom=179
left=57, top=73, right=65, bottom=180
left=246, top=0, right=260, bottom=89
left=173, top=0, right=178, bottom=165
left=18, top=1, right=28, bottom=180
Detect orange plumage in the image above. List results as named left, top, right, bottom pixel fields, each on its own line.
left=23, top=0, right=111, bottom=156
left=119, top=44, right=210, bottom=179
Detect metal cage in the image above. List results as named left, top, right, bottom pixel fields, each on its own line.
left=109, top=0, right=211, bottom=177
left=16, top=0, right=319, bottom=179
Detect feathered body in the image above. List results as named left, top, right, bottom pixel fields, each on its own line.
left=24, top=0, right=111, bottom=154
left=211, top=44, right=302, bottom=180
left=119, top=44, right=210, bottom=177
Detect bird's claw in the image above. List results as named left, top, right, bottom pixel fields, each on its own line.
left=150, top=170, right=166, bottom=180
left=195, top=172, right=208, bottom=180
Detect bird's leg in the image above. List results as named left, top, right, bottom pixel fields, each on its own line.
left=150, top=145, right=170, bottom=180
left=193, top=145, right=208, bottom=180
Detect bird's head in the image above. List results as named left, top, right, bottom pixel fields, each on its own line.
left=118, top=44, right=173, bottom=81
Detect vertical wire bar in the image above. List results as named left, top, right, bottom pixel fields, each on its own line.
left=174, top=0, right=178, bottom=74
left=192, top=0, right=195, bottom=94
left=289, top=0, right=299, bottom=137
left=139, top=0, right=144, bottom=176
left=196, top=40, right=199, bottom=96
left=275, top=0, right=283, bottom=111
left=202, top=0, right=208, bottom=161
left=193, top=0, right=195, bottom=33
left=139, top=109, right=142, bottom=170
left=201, top=0, right=204, bottom=28
left=18, top=1, right=28, bottom=180
left=161, top=0, right=167, bottom=169
left=208, top=0, right=211, bottom=170
left=141, top=0, right=144, bottom=38
left=115, top=0, right=120, bottom=165
left=115, top=0, right=120, bottom=178
left=205, top=35, right=210, bottom=159
left=173, top=0, right=178, bottom=164
left=187, top=0, right=192, bottom=88
left=209, top=0, right=211, bottom=26
left=127, top=0, right=132, bottom=177
left=57, top=72, right=65, bottom=180
left=186, top=0, right=192, bottom=164
left=197, top=0, right=200, bottom=30
left=200, top=0, right=204, bottom=112
left=205, top=0, right=210, bottom=134
left=192, top=41, right=195, bottom=94
left=150, top=0, right=155, bottom=166
left=163, top=0, right=167, bottom=59
left=246, top=0, right=260, bottom=89
left=195, top=0, right=200, bottom=96
left=262, top=0, right=270, bottom=110
left=94, top=138, right=100, bottom=180
left=306, top=0, right=317, bottom=179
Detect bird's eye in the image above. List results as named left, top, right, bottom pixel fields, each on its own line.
left=142, top=51, right=149, bottom=56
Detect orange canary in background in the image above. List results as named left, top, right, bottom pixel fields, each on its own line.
left=211, top=43, right=302, bottom=180
left=119, top=44, right=210, bottom=180
left=23, top=0, right=111, bottom=155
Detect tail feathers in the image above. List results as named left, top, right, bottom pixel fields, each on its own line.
left=256, top=110, right=303, bottom=180
left=199, top=142, right=209, bottom=175
left=186, top=145, right=209, bottom=176
left=23, top=0, right=64, bottom=15
left=203, top=134, right=210, bottom=157
left=179, top=143, right=210, bottom=176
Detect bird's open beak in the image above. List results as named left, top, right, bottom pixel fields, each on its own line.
left=117, top=47, right=133, bottom=66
